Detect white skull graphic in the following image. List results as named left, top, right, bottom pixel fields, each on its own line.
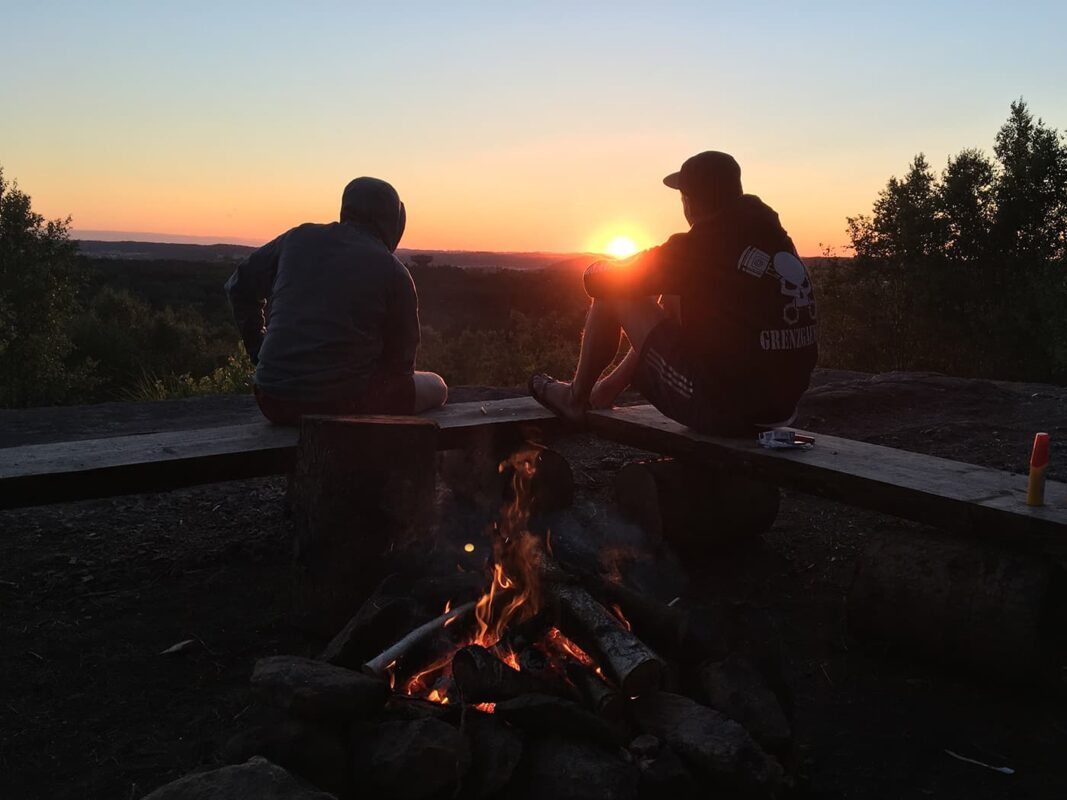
left=773, top=252, right=814, bottom=325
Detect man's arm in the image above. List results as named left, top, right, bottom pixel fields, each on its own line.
left=380, top=262, right=420, bottom=375
left=224, top=234, right=284, bottom=365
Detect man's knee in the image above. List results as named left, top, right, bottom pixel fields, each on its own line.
left=414, top=371, right=448, bottom=411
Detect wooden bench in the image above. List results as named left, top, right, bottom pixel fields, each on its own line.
left=0, top=398, right=556, bottom=510
left=2, top=398, right=1064, bottom=555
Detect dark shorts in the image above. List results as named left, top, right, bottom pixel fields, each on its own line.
left=254, top=372, right=416, bottom=426
left=633, top=319, right=750, bottom=436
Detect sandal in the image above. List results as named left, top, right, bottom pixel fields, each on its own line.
left=528, top=372, right=586, bottom=426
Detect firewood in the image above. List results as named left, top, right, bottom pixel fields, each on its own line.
left=552, top=583, right=665, bottom=696
left=362, top=600, right=476, bottom=681
left=451, top=644, right=571, bottom=702
left=565, top=662, right=624, bottom=723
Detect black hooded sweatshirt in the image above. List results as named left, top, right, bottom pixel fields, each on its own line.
left=584, top=194, right=817, bottom=423
left=225, top=179, right=418, bottom=402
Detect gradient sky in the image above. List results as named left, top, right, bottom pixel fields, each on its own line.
left=3, top=1, right=1066, bottom=255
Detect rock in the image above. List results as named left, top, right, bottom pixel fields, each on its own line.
left=221, top=720, right=349, bottom=797
left=142, top=756, right=336, bottom=799
left=699, top=654, right=792, bottom=753
left=515, top=737, right=639, bottom=800
left=355, top=717, right=471, bottom=800
left=251, top=656, right=387, bottom=723
left=633, top=692, right=781, bottom=796
left=462, top=712, right=524, bottom=798
left=628, top=735, right=699, bottom=800
left=382, top=694, right=454, bottom=721
left=319, top=593, right=419, bottom=670
left=495, top=693, right=618, bottom=745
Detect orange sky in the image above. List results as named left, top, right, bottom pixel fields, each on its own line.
left=5, top=3, right=1065, bottom=257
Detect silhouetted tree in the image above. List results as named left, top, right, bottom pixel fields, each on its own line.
left=939, top=148, right=995, bottom=263
left=0, top=168, right=95, bottom=406
left=992, top=99, right=1067, bottom=262
left=847, top=154, right=943, bottom=263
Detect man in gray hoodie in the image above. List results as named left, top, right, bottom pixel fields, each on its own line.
left=226, top=177, right=447, bottom=424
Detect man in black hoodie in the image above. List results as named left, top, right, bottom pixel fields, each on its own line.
left=226, top=177, right=447, bottom=425
left=531, top=151, right=817, bottom=434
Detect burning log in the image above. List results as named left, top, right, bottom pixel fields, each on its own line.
left=565, top=662, right=624, bottom=723
left=363, top=600, right=476, bottom=683
left=593, top=576, right=688, bottom=655
left=451, top=644, right=570, bottom=702
left=552, top=583, right=665, bottom=696
left=614, top=458, right=779, bottom=551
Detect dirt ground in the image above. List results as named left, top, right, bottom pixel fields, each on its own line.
left=1, top=371, right=1065, bottom=799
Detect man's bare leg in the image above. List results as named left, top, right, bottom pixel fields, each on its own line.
left=589, top=295, right=679, bottom=408
left=413, top=371, right=448, bottom=412
left=540, top=295, right=664, bottom=419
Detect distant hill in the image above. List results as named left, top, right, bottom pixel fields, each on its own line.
left=75, top=239, right=593, bottom=270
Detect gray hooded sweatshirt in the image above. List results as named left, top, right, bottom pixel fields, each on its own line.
left=225, top=178, right=418, bottom=402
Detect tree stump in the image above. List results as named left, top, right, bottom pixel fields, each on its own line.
left=289, top=415, right=438, bottom=636
left=848, top=532, right=1066, bottom=682
left=614, top=459, right=780, bottom=550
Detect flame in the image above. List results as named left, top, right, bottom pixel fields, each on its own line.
left=473, top=702, right=496, bottom=713
left=470, top=449, right=544, bottom=650
left=610, top=603, right=632, bottom=631
left=545, top=627, right=595, bottom=668
left=426, top=688, right=450, bottom=705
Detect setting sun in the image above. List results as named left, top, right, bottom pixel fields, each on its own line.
left=605, top=235, right=639, bottom=258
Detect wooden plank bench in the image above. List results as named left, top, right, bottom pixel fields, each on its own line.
left=0, top=397, right=557, bottom=510
left=2, top=398, right=1064, bottom=556
left=588, top=405, right=1067, bottom=556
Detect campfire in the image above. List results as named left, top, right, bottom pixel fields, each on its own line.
left=363, top=449, right=664, bottom=715
left=230, top=444, right=791, bottom=799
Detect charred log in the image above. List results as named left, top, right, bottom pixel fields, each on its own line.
left=451, top=645, right=570, bottom=702
left=565, top=662, right=624, bottom=723
left=552, top=583, right=665, bottom=696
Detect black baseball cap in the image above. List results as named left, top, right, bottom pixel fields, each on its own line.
left=663, top=151, right=742, bottom=202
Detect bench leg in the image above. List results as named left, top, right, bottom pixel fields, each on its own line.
left=614, top=458, right=780, bottom=551
left=288, top=415, right=439, bottom=636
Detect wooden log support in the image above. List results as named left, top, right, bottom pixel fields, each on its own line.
left=553, top=583, right=665, bottom=696
left=288, top=415, right=439, bottom=636
left=615, top=458, right=780, bottom=549
left=451, top=645, right=571, bottom=702
left=848, top=533, right=1067, bottom=681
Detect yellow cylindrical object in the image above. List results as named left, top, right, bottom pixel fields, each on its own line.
left=1026, top=464, right=1046, bottom=507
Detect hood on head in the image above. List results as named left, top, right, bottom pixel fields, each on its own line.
left=340, top=177, right=406, bottom=252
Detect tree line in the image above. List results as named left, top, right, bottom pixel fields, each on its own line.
left=1, top=99, right=1064, bottom=407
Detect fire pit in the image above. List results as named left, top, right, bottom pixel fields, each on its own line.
left=167, top=446, right=793, bottom=800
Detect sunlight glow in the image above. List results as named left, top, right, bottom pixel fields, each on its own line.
left=605, top=235, right=639, bottom=258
